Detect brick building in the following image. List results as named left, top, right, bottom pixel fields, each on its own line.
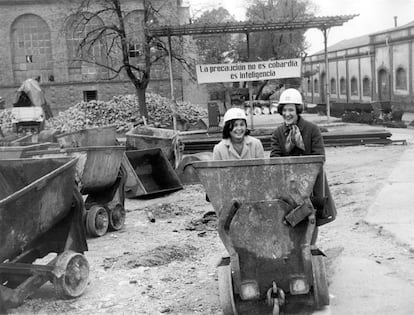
left=303, top=20, right=414, bottom=112
left=0, top=0, right=207, bottom=113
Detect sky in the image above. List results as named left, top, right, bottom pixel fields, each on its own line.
left=186, top=0, right=414, bottom=55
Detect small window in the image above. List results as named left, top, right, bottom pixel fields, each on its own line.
left=330, top=78, right=336, bottom=94
left=350, top=77, right=358, bottom=96
left=396, top=67, right=407, bottom=90
left=340, top=77, right=346, bottom=95
left=307, top=79, right=311, bottom=93
left=129, top=43, right=140, bottom=58
left=83, top=90, right=97, bottom=102
left=314, top=78, right=319, bottom=93
left=362, top=77, right=371, bottom=96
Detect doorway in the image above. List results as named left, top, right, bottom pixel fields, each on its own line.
left=378, top=69, right=390, bottom=101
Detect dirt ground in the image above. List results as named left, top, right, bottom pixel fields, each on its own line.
left=8, top=130, right=414, bottom=315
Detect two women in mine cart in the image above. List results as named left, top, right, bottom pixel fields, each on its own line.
left=213, top=88, right=336, bottom=226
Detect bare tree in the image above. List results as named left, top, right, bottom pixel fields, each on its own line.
left=66, top=0, right=192, bottom=120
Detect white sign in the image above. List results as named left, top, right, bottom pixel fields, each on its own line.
left=196, top=58, right=301, bottom=84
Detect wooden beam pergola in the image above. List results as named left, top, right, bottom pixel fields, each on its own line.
left=149, top=15, right=358, bottom=37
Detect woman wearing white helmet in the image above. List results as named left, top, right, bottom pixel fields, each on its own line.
left=270, top=88, right=324, bottom=157
left=270, top=88, right=336, bottom=228
left=213, top=107, right=264, bottom=160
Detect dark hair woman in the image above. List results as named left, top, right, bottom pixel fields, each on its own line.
left=213, top=107, right=264, bottom=160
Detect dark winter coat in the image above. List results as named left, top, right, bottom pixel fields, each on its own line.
left=269, top=116, right=325, bottom=157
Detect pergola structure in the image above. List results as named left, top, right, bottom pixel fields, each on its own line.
left=149, top=14, right=358, bottom=127
left=150, top=15, right=358, bottom=37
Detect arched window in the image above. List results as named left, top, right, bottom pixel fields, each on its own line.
left=65, top=13, right=108, bottom=80
left=330, top=78, right=336, bottom=94
left=10, top=14, right=53, bottom=84
left=362, top=77, right=371, bottom=96
left=395, top=67, right=407, bottom=90
left=350, top=77, right=358, bottom=95
left=340, top=77, right=346, bottom=95
left=314, top=78, right=319, bottom=93
left=307, top=79, right=311, bottom=93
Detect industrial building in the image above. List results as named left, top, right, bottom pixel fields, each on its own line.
left=303, top=19, right=414, bottom=113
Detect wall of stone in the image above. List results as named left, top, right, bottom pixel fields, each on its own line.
left=0, top=0, right=208, bottom=113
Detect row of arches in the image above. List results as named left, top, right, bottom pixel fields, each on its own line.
left=9, top=10, right=147, bottom=84
left=306, top=66, right=408, bottom=101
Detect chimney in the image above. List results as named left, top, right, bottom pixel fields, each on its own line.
left=394, top=16, right=398, bottom=27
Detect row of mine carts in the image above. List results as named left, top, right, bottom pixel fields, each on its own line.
left=0, top=125, right=331, bottom=314
left=0, top=125, right=183, bottom=311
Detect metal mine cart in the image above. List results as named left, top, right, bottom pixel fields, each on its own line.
left=26, top=146, right=127, bottom=238
left=55, top=125, right=117, bottom=148
left=192, top=156, right=330, bottom=315
left=0, top=143, right=51, bottom=159
left=0, top=157, right=89, bottom=311
left=123, top=148, right=183, bottom=198
left=126, top=126, right=182, bottom=168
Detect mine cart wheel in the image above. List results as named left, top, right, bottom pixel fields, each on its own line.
left=86, top=205, right=109, bottom=237
left=311, top=254, right=329, bottom=309
left=54, top=250, right=90, bottom=298
left=218, top=262, right=238, bottom=315
left=108, top=203, right=126, bottom=231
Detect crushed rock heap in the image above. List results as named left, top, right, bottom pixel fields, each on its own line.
left=45, top=93, right=208, bottom=133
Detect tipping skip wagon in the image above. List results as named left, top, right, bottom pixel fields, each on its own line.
left=192, top=156, right=330, bottom=315
left=0, top=157, right=89, bottom=311
left=26, top=146, right=127, bottom=237
left=28, top=125, right=127, bottom=237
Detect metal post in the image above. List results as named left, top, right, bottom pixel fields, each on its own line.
left=167, top=35, right=177, bottom=131
left=246, top=32, right=254, bottom=129
left=323, top=28, right=330, bottom=122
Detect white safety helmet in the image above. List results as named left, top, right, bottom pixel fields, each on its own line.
left=278, top=88, right=304, bottom=114
left=223, top=107, right=247, bottom=124
left=279, top=88, right=303, bottom=105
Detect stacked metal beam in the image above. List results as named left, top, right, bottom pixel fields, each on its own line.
left=180, top=129, right=393, bottom=154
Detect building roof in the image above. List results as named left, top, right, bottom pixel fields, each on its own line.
left=320, top=34, right=370, bottom=54
left=313, top=19, right=414, bottom=55
left=371, top=20, right=414, bottom=36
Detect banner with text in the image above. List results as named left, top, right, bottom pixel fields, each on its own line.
left=196, top=58, right=301, bottom=84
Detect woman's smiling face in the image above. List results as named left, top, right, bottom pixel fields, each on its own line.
left=282, top=104, right=298, bottom=125
left=230, top=119, right=247, bottom=142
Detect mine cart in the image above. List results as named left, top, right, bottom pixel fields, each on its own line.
left=192, top=156, right=330, bottom=315
left=0, top=143, right=51, bottom=159
left=0, top=157, right=89, bottom=311
left=126, top=126, right=182, bottom=168
left=26, top=146, right=127, bottom=238
left=55, top=125, right=117, bottom=148
left=123, top=148, right=182, bottom=198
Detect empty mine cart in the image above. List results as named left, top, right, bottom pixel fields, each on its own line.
left=126, top=126, right=182, bottom=168
left=123, top=148, right=183, bottom=198
left=192, top=156, right=330, bottom=315
left=55, top=125, right=118, bottom=148
left=0, top=143, right=51, bottom=159
left=25, top=146, right=127, bottom=238
left=0, top=157, right=89, bottom=312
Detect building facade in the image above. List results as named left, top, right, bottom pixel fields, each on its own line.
left=0, top=0, right=207, bottom=113
left=303, top=21, right=414, bottom=112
